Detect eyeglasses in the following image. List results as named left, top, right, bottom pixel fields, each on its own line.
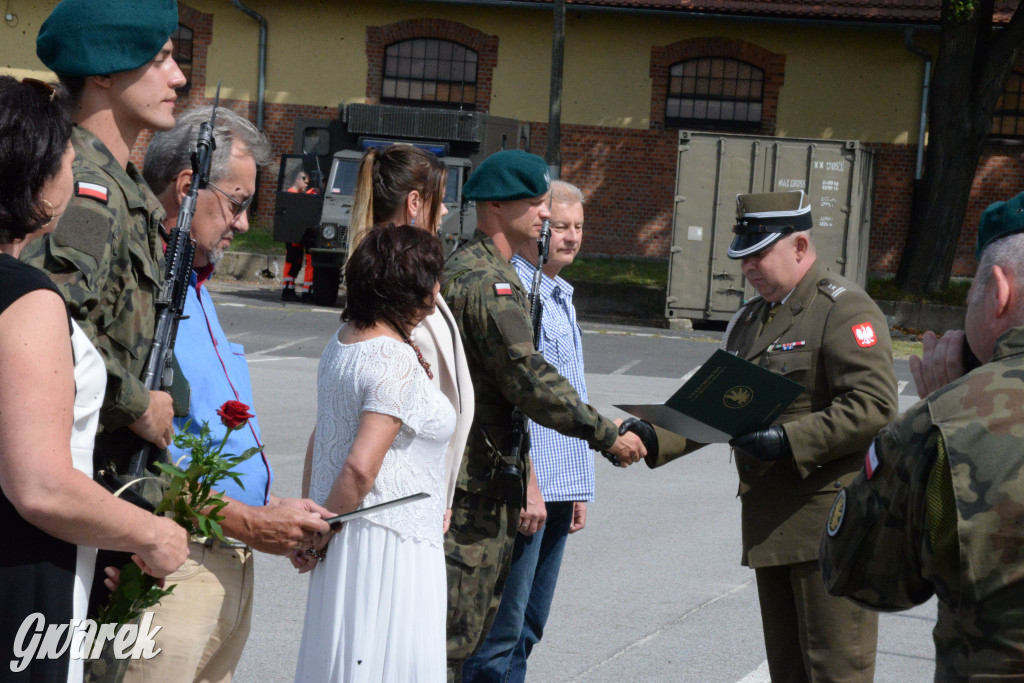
left=22, top=78, right=59, bottom=102
left=206, top=181, right=253, bottom=220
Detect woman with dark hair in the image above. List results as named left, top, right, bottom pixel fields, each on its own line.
left=346, top=144, right=474, bottom=535
left=296, top=224, right=452, bottom=682
left=0, top=76, right=188, bottom=682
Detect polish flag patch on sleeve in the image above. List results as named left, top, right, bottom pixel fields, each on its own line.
left=852, top=322, right=877, bottom=347
left=493, top=282, right=513, bottom=296
left=865, top=441, right=880, bottom=479
left=75, top=181, right=109, bottom=204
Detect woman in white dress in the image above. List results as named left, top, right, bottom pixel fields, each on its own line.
left=0, top=77, right=188, bottom=683
left=347, top=145, right=474, bottom=530
left=296, top=224, right=452, bottom=682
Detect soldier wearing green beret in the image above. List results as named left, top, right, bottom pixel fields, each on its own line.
left=21, top=0, right=186, bottom=607
left=822, top=191, right=1024, bottom=679
left=442, top=150, right=646, bottom=680
left=646, top=191, right=898, bottom=682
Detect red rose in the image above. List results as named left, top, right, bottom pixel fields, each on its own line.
left=217, top=401, right=254, bottom=429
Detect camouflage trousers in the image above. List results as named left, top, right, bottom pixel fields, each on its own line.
left=445, top=489, right=520, bottom=682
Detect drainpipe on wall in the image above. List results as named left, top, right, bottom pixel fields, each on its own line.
left=903, top=28, right=932, bottom=180
left=230, top=0, right=267, bottom=130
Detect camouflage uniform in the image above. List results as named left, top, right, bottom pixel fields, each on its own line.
left=21, top=125, right=166, bottom=476
left=442, top=231, right=618, bottom=675
left=822, top=325, right=1024, bottom=680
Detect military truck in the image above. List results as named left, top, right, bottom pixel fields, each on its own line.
left=273, top=103, right=526, bottom=306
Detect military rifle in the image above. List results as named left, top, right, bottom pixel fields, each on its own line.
left=111, top=88, right=221, bottom=509
left=498, top=219, right=552, bottom=506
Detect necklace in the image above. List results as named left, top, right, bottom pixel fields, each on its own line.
left=387, top=319, right=433, bottom=379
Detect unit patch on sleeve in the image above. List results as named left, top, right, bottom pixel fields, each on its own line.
left=852, top=322, right=877, bottom=347
left=75, top=181, right=109, bottom=204
left=493, top=282, right=514, bottom=296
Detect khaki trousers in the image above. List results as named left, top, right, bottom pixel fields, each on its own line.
left=755, top=561, right=877, bottom=683
left=123, top=540, right=254, bottom=683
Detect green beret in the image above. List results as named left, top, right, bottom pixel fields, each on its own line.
left=977, top=191, right=1024, bottom=258
left=37, top=0, right=179, bottom=77
left=464, top=150, right=550, bottom=202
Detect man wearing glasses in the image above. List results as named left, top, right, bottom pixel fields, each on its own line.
left=128, top=106, right=333, bottom=681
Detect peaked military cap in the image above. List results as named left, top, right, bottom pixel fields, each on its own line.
left=464, top=150, right=550, bottom=202
left=728, top=190, right=813, bottom=259
left=976, top=191, right=1024, bottom=258
left=37, top=0, right=179, bottom=77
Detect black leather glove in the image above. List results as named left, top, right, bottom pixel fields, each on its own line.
left=730, top=425, right=791, bottom=463
left=602, top=417, right=659, bottom=467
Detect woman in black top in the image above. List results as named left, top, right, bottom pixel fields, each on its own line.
left=0, top=76, right=188, bottom=682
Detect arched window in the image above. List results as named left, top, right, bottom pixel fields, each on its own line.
left=992, top=70, right=1024, bottom=140
left=383, top=39, right=478, bottom=110
left=666, top=57, right=764, bottom=132
left=171, top=24, right=193, bottom=95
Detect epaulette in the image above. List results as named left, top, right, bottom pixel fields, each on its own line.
left=817, top=278, right=847, bottom=301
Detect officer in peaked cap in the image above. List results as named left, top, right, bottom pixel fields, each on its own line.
left=822, top=190, right=1024, bottom=678
left=645, top=189, right=898, bottom=682
left=442, top=150, right=646, bottom=680
left=23, top=0, right=189, bottom=617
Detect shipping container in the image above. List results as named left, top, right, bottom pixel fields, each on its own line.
left=665, top=131, right=875, bottom=322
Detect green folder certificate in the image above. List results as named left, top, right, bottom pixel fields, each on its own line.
left=616, top=349, right=803, bottom=443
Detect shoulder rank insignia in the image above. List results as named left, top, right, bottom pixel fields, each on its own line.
left=767, top=340, right=806, bottom=352
left=852, top=322, right=877, bottom=347
left=493, top=282, right=513, bottom=296
left=75, top=181, right=109, bottom=204
left=818, top=279, right=847, bottom=300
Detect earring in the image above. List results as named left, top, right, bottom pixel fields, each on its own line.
left=41, top=199, right=55, bottom=227
left=410, top=216, right=416, bottom=227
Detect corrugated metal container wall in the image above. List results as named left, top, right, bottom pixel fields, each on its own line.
left=665, top=132, right=875, bottom=322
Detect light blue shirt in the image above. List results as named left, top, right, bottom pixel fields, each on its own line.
left=168, top=269, right=272, bottom=507
left=512, top=254, right=595, bottom=502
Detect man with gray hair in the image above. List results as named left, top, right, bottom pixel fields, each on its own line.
left=822, top=191, right=1024, bottom=678
left=463, top=179, right=594, bottom=682
left=125, top=106, right=332, bottom=682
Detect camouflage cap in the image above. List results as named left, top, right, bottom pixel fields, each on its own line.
left=976, top=191, right=1024, bottom=259
left=728, top=190, right=813, bottom=260
left=464, top=150, right=550, bottom=202
left=37, top=0, right=178, bottom=77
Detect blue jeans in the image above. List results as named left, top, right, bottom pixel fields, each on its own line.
left=462, top=501, right=574, bottom=683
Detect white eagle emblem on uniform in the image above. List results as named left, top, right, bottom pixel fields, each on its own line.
left=852, top=322, right=877, bottom=348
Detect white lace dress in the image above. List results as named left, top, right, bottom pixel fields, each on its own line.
left=296, top=333, right=455, bottom=683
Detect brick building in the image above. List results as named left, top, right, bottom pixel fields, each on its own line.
left=4, top=0, right=1022, bottom=277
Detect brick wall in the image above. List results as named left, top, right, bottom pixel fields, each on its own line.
left=529, top=123, right=678, bottom=257
left=867, top=142, right=1024, bottom=278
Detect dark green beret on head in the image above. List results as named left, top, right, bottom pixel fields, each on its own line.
left=464, top=150, right=550, bottom=202
left=977, top=191, right=1024, bottom=258
left=37, top=0, right=179, bottom=77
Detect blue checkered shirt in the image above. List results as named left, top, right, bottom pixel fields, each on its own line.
left=512, top=255, right=595, bottom=502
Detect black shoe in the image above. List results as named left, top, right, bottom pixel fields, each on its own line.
left=300, top=291, right=314, bottom=303
left=281, top=288, right=297, bottom=301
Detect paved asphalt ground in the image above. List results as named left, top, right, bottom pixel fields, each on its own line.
left=205, top=281, right=938, bottom=682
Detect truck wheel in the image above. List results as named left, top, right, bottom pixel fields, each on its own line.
left=312, top=267, right=341, bottom=307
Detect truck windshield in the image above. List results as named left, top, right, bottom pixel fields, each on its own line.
left=444, top=169, right=459, bottom=204
left=330, top=160, right=361, bottom=196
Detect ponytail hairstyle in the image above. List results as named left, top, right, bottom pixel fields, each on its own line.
left=347, top=145, right=448, bottom=253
